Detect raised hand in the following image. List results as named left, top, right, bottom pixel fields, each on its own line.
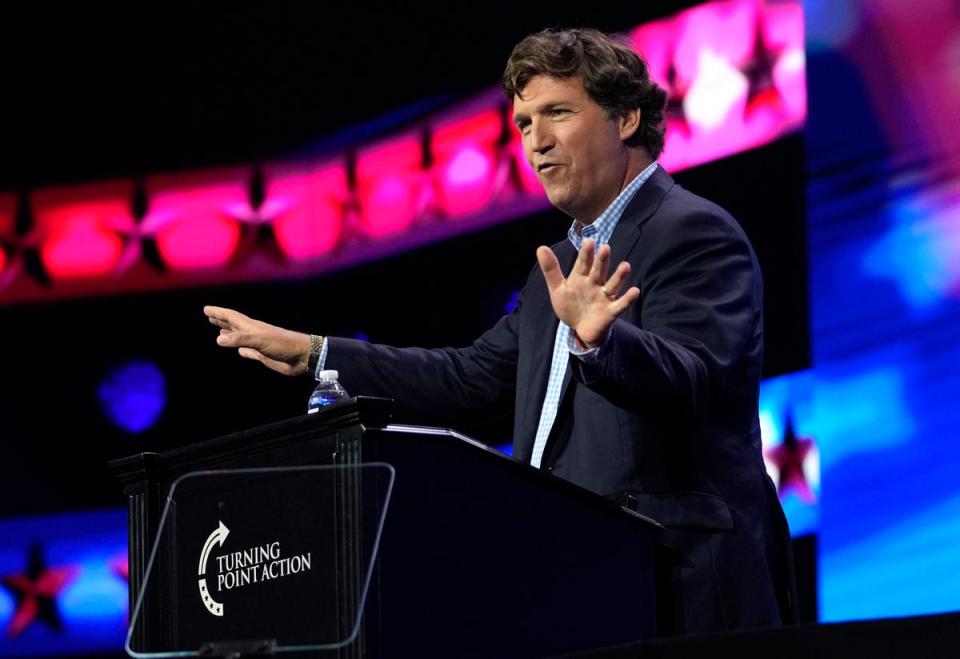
left=536, top=239, right=640, bottom=347
left=203, top=305, right=313, bottom=376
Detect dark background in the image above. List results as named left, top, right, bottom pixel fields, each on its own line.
left=0, top=5, right=705, bottom=189
left=0, top=3, right=807, bottom=517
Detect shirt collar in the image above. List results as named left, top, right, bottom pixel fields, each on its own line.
left=567, top=161, right=659, bottom=250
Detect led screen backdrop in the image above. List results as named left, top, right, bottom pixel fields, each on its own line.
left=0, top=0, right=804, bottom=306
left=802, top=0, right=960, bottom=621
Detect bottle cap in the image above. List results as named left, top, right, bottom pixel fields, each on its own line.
left=317, top=369, right=339, bottom=381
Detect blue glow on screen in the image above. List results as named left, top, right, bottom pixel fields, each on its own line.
left=60, top=557, right=127, bottom=620
left=862, top=190, right=960, bottom=313
left=802, top=365, right=914, bottom=471
left=813, top=343, right=960, bottom=621
left=807, top=150, right=960, bottom=618
left=804, top=0, right=862, bottom=51
left=0, top=583, right=12, bottom=624
left=822, top=492, right=960, bottom=620
left=97, top=360, right=166, bottom=433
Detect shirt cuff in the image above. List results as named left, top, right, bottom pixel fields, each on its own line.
left=567, top=326, right=612, bottom=363
left=313, top=336, right=330, bottom=379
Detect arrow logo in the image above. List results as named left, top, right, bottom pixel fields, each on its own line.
left=197, top=521, right=230, bottom=617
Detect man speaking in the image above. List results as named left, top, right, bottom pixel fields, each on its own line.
left=205, top=28, right=796, bottom=634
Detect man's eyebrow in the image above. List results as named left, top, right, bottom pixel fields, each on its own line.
left=513, top=102, right=565, bottom=125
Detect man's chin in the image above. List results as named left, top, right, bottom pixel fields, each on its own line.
left=543, top=191, right=573, bottom=217
left=551, top=202, right=577, bottom=220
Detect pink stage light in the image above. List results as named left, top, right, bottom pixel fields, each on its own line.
left=630, top=21, right=675, bottom=93
left=0, top=194, right=14, bottom=235
left=430, top=110, right=502, bottom=217
left=671, top=0, right=759, bottom=91
left=0, top=0, right=807, bottom=306
left=144, top=170, right=248, bottom=270
left=760, top=1, right=807, bottom=119
left=0, top=194, right=15, bottom=275
left=682, top=47, right=749, bottom=132
left=31, top=182, right=133, bottom=280
left=356, top=136, right=424, bottom=238
left=262, top=162, right=348, bottom=261
left=631, top=0, right=806, bottom=171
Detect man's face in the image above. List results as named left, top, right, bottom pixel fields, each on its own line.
left=512, top=74, right=633, bottom=223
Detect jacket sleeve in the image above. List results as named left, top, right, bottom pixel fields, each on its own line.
left=570, top=207, right=763, bottom=418
left=324, top=294, right=522, bottom=427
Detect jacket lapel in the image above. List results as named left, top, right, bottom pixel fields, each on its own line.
left=608, top=165, right=675, bottom=267
left=515, top=166, right=675, bottom=462
left=515, top=240, right=576, bottom=463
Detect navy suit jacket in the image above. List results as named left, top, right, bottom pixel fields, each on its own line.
left=327, top=166, right=795, bottom=633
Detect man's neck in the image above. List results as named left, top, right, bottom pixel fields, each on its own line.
left=577, top=149, right=653, bottom=227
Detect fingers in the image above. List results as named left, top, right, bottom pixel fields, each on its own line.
left=217, top=331, right=254, bottom=349
left=207, top=305, right=260, bottom=350
left=603, top=261, right=631, bottom=298
left=238, top=347, right=262, bottom=361
left=590, top=243, right=611, bottom=284
left=610, top=286, right=640, bottom=316
left=204, top=305, right=239, bottom=321
left=536, top=246, right=564, bottom=292
left=239, top=347, right=298, bottom=376
left=205, top=305, right=245, bottom=329
left=574, top=239, right=596, bottom=276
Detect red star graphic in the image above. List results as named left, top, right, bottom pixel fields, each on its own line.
left=765, top=414, right=816, bottom=504
left=663, top=60, right=688, bottom=129
left=110, top=555, right=128, bottom=582
left=0, top=233, right=28, bottom=292
left=742, top=13, right=786, bottom=115
left=0, top=542, right=80, bottom=638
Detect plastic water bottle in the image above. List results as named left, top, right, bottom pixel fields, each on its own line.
left=307, top=370, right=349, bottom=413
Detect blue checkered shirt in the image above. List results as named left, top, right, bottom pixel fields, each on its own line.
left=529, top=161, right=659, bottom=468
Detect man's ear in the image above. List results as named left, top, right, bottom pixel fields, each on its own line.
left=618, top=107, right=641, bottom=141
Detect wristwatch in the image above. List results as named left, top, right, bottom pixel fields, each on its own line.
left=306, top=334, right=323, bottom=376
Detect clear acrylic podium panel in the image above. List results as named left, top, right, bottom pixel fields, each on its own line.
left=126, top=463, right=395, bottom=657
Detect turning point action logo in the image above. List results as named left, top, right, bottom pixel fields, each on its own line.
left=197, top=521, right=312, bottom=617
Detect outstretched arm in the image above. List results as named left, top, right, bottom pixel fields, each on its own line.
left=204, top=302, right=520, bottom=426
left=203, top=305, right=313, bottom=376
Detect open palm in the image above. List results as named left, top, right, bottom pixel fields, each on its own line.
left=536, top=239, right=640, bottom=347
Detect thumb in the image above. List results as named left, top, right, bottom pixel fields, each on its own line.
left=239, top=347, right=299, bottom=376
left=218, top=331, right=256, bottom=349
left=536, top=246, right=564, bottom=292
left=238, top=347, right=263, bottom=361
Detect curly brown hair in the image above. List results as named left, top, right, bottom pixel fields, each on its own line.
left=502, top=28, right=668, bottom=159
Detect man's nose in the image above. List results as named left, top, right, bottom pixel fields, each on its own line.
left=528, top=120, right=555, bottom=154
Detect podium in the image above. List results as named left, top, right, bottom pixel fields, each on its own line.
left=111, top=397, right=668, bottom=658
